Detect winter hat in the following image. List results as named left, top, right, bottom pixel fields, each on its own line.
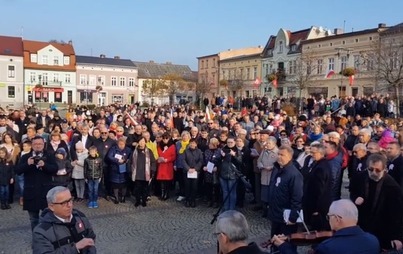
left=55, top=147, right=67, bottom=157
left=75, top=141, right=84, bottom=150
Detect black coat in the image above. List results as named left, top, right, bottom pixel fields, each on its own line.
left=0, top=160, right=14, bottom=186
left=14, top=151, right=58, bottom=211
left=387, top=155, right=403, bottom=195
left=349, top=154, right=369, bottom=179
left=350, top=172, right=403, bottom=249
left=70, top=135, right=95, bottom=161
left=302, top=158, right=332, bottom=225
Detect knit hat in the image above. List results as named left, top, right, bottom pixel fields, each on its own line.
left=75, top=141, right=84, bottom=150
left=55, top=147, right=67, bottom=157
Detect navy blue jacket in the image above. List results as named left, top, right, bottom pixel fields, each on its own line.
left=268, top=161, right=303, bottom=223
left=278, top=226, right=379, bottom=254
left=107, top=145, right=131, bottom=184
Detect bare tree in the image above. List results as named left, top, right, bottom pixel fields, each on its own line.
left=287, top=51, right=319, bottom=113
left=142, top=79, right=166, bottom=106
left=161, top=73, right=185, bottom=105
left=373, top=31, right=403, bottom=115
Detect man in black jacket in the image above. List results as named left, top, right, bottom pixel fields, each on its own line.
left=386, top=141, right=403, bottom=194
left=15, top=136, right=58, bottom=231
left=350, top=153, right=403, bottom=251
left=32, top=186, right=96, bottom=254
left=70, top=124, right=95, bottom=161
left=302, top=143, right=332, bottom=230
left=268, top=145, right=303, bottom=238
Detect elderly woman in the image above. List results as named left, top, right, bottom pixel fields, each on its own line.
left=174, top=131, right=190, bottom=202
left=203, top=138, right=222, bottom=208
left=156, top=132, right=176, bottom=201
left=257, top=136, right=278, bottom=217
left=46, top=131, right=70, bottom=159
left=107, top=137, right=131, bottom=204
left=130, top=137, right=156, bottom=207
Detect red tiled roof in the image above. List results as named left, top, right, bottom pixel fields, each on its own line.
left=289, top=28, right=311, bottom=45
left=23, top=40, right=75, bottom=55
left=0, top=35, right=23, bottom=56
left=267, top=36, right=276, bottom=49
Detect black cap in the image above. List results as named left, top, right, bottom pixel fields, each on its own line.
left=35, top=124, right=44, bottom=131
left=62, top=119, right=68, bottom=124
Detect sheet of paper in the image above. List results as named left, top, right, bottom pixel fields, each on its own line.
left=114, top=154, right=123, bottom=160
left=206, top=162, right=215, bottom=173
left=187, top=171, right=198, bottom=179
left=283, top=209, right=304, bottom=223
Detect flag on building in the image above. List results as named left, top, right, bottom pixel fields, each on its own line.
left=325, top=70, right=335, bottom=79
left=349, top=75, right=355, bottom=86
left=206, top=106, right=214, bottom=120
left=272, top=78, right=278, bottom=88
left=253, top=77, right=262, bottom=88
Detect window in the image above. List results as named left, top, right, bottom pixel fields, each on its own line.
left=89, top=75, right=96, bottom=85
left=129, top=78, right=135, bottom=87
left=354, top=55, right=360, bottom=70
left=112, top=95, right=123, bottom=103
left=201, top=60, right=204, bottom=69
left=63, top=56, right=70, bottom=65
left=253, top=67, right=257, bottom=79
left=8, top=86, right=15, bottom=98
left=65, top=74, right=71, bottom=83
left=7, top=65, right=15, bottom=78
left=119, top=77, right=126, bottom=86
left=111, top=77, right=117, bottom=86
left=54, top=92, right=62, bottom=102
left=289, top=61, right=296, bottom=74
left=317, top=59, right=323, bottom=74
left=53, top=73, right=59, bottom=82
left=206, top=60, right=209, bottom=68
left=30, top=54, right=37, bottom=63
left=341, top=56, right=348, bottom=70
left=246, top=68, right=250, bottom=80
left=328, top=58, right=335, bottom=71
left=42, top=55, right=48, bottom=65
left=30, top=72, right=36, bottom=83
left=265, top=64, right=269, bottom=76
left=98, top=76, right=105, bottom=85
left=367, top=54, right=374, bottom=70
left=279, top=41, right=284, bottom=53
left=240, top=68, right=243, bottom=79
left=80, top=75, right=87, bottom=85
left=54, top=56, right=59, bottom=65
left=291, top=45, right=297, bottom=51
left=80, top=92, right=92, bottom=103
left=42, top=73, right=48, bottom=85
left=213, top=58, right=216, bottom=67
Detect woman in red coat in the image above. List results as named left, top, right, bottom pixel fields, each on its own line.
left=157, top=132, right=177, bottom=201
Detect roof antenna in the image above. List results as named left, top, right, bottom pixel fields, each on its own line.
left=21, top=26, right=24, bottom=39
left=343, top=20, right=346, bottom=32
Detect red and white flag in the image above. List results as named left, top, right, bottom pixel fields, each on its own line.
left=272, top=79, right=278, bottom=88
left=349, top=75, right=355, bottom=86
left=125, top=112, right=139, bottom=126
left=325, top=70, right=335, bottom=79
left=253, top=77, right=262, bottom=88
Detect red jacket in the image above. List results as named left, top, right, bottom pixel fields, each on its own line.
left=157, top=144, right=176, bottom=180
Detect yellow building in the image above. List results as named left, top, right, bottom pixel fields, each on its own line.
left=197, top=54, right=219, bottom=103
left=301, top=24, right=389, bottom=98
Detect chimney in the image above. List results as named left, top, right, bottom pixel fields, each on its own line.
left=114, top=56, right=120, bottom=59
left=378, top=23, right=386, bottom=28
left=166, top=61, right=172, bottom=64
left=149, top=60, right=154, bottom=63
left=333, top=28, right=344, bottom=35
left=100, top=54, right=106, bottom=58
left=68, top=40, right=73, bottom=45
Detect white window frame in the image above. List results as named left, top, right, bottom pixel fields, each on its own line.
left=89, top=75, right=96, bottom=85
left=111, top=76, right=117, bottom=86
left=54, top=56, right=59, bottom=65
left=317, top=59, right=323, bottom=74
left=119, top=77, right=126, bottom=87
left=53, top=73, right=59, bottom=82
left=80, top=75, right=87, bottom=85
left=42, top=73, right=48, bottom=85
left=341, top=56, right=348, bottom=71
left=30, top=72, right=36, bottom=83
left=253, top=67, right=257, bottom=79
left=328, top=58, right=335, bottom=71
left=30, top=54, right=37, bottom=63
left=8, top=86, right=15, bottom=98
left=129, top=77, right=135, bottom=87
left=279, top=41, right=284, bottom=53
left=7, top=65, right=15, bottom=78
left=42, top=55, right=48, bottom=65
left=65, top=74, right=71, bottom=83
left=63, top=56, right=70, bottom=65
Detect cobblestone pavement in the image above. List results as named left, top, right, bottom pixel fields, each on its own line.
left=0, top=195, right=271, bottom=254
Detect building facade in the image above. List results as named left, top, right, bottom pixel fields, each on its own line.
left=23, top=40, right=76, bottom=106
left=76, top=55, right=137, bottom=106
left=301, top=24, right=389, bottom=98
left=261, top=26, right=330, bottom=98
left=197, top=54, right=219, bottom=103
left=0, top=36, right=24, bottom=108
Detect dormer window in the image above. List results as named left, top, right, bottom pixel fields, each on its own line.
left=30, top=54, right=37, bottom=63
left=279, top=41, right=284, bottom=53
left=291, top=45, right=297, bottom=51
left=268, top=49, right=273, bottom=55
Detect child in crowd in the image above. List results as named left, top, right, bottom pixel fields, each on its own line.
left=0, top=147, right=14, bottom=210
left=72, top=141, right=88, bottom=202
left=84, top=146, right=103, bottom=208
left=16, top=140, right=32, bottom=206
left=53, top=148, right=73, bottom=188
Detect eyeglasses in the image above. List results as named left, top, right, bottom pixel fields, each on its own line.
left=101, top=132, right=108, bottom=134
left=52, top=198, right=73, bottom=207
left=212, top=232, right=223, bottom=237
left=367, top=167, right=384, bottom=173
left=326, top=214, right=342, bottom=220
left=208, top=123, right=213, bottom=125
left=117, top=130, right=124, bottom=133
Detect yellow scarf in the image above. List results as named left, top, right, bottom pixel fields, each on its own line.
left=179, top=140, right=189, bottom=154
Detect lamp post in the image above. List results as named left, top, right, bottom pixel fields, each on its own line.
left=335, top=47, right=353, bottom=97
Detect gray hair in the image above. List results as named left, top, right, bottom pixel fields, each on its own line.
left=353, top=143, right=367, bottom=152
left=215, top=210, right=249, bottom=243
left=267, top=136, right=277, bottom=145
left=359, top=128, right=371, bottom=137
left=311, top=143, right=326, bottom=156
left=329, top=199, right=358, bottom=221
left=278, top=145, right=294, bottom=157
left=46, top=186, right=69, bottom=204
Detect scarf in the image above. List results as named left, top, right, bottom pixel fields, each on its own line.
left=51, top=140, right=61, bottom=151
left=131, top=147, right=151, bottom=181
left=179, top=140, right=189, bottom=154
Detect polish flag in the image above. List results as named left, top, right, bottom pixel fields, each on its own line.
left=325, top=70, right=335, bottom=79
left=253, top=77, right=262, bottom=88
left=272, top=79, right=278, bottom=88
left=349, top=75, right=355, bottom=86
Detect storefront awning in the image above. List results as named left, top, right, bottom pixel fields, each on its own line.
left=33, top=87, right=64, bottom=92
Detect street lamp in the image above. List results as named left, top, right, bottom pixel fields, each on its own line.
left=335, top=47, right=353, bottom=96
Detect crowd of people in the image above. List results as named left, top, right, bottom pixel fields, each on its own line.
left=1, top=92, right=403, bottom=253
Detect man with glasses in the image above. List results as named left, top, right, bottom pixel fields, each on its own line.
left=349, top=143, right=369, bottom=179
left=350, top=153, right=403, bottom=251
left=15, top=136, right=58, bottom=231
left=33, top=186, right=96, bottom=253
left=272, top=199, right=380, bottom=253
